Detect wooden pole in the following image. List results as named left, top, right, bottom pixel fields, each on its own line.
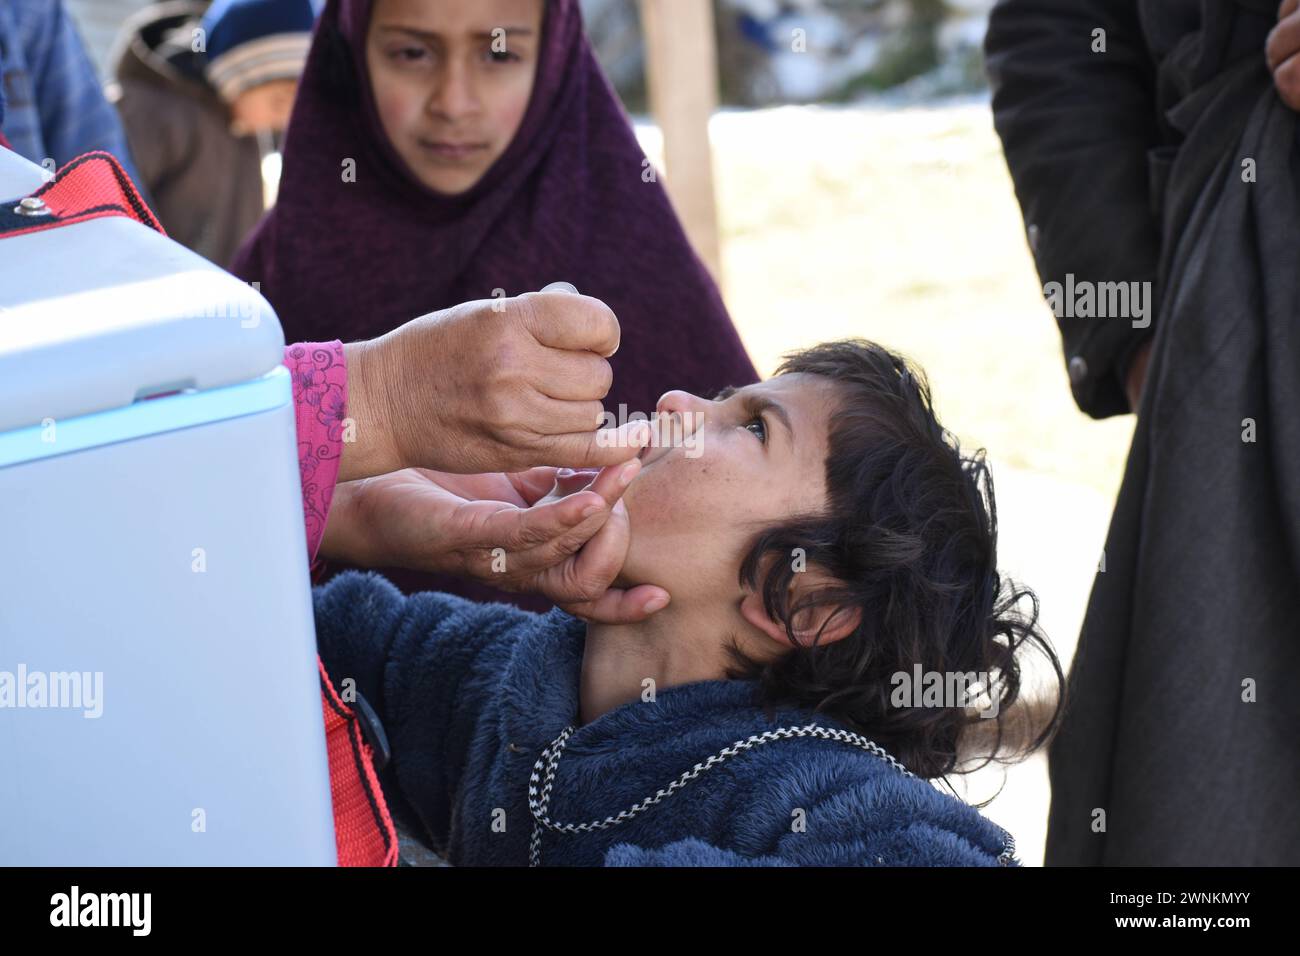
left=638, top=0, right=723, bottom=283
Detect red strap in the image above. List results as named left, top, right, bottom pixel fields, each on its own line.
left=319, top=661, right=400, bottom=866
left=0, top=151, right=165, bottom=241
left=0, top=149, right=400, bottom=866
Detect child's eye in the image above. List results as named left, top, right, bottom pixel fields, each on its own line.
left=744, top=417, right=767, bottom=443
left=485, top=48, right=521, bottom=64
left=389, top=45, right=430, bottom=64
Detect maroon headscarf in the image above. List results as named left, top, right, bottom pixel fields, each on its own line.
left=235, top=0, right=758, bottom=603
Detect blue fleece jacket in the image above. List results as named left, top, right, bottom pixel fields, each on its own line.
left=313, top=571, right=1019, bottom=867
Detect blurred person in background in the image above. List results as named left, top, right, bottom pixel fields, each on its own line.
left=986, top=0, right=1300, bottom=866
left=109, top=0, right=318, bottom=267
left=0, top=0, right=138, bottom=179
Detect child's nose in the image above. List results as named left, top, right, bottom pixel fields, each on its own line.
left=428, top=60, right=480, bottom=120
left=655, top=390, right=708, bottom=418
left=654, top=391, right=708, bottom=443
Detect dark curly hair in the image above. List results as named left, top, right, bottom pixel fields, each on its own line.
left=726, top=339, right=1066, bottom=783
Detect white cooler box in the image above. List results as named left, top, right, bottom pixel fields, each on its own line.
left=0, top=148, right=336, bottom=865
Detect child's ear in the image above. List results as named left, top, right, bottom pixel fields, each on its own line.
left=739, top=565, right=862, bottom=650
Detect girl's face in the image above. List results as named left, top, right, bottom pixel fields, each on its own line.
left=365, top=0, right=544, bottom=195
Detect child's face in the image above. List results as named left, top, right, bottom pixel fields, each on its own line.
left=365, top=0, right=543, bottom=195
left=228, top=79, right=299, bottom=135
left=617, top=374, right=840, bottom=607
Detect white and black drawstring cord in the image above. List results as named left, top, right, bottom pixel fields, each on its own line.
left=525, top=722, right=1018, bottom=867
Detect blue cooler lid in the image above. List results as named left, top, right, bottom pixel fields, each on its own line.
left=0, top=148, right=286, bottom=435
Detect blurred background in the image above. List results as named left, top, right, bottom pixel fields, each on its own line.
left=73, top=0, right=992, bottom=105
left=65, top=0, right=1135, bottom=864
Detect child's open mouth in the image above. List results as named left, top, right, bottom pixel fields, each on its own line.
left=635, top=412, right=701, bottom=464
left=637, top=440, right=672, bottom=466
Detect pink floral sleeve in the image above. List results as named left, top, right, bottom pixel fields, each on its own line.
left=284, top=341, right=348, bottom=565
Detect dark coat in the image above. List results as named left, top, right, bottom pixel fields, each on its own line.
left=313, top=571, right=1019, bottom=866
left=987, top=0, right=1300, bottom=864
left=110, top=1, right=264, bottom=268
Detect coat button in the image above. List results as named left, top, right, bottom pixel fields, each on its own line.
left=1068, top=356, right=1088, bottom=386
left=1026, top=223, right=1040, bottom=253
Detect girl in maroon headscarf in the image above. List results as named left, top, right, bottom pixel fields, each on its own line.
left=233, top=0, right=758, bottom=602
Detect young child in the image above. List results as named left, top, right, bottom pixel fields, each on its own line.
left=110, top=0, right=317, bottom=267
left=312, top=339, right=1065, bottom=866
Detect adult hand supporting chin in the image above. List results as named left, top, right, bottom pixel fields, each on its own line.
left=335, top=288, right=652, bottom=483
left=320, top=460, right=671, bottom=624
left=322, top=286, right=668, bottom=623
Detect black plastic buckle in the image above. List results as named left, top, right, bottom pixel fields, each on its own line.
left=352, top=690, right=391, bottom=773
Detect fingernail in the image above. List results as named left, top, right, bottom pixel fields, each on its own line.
left=581, top=502, right=602, bottom=519
left=643, top=595, right=669, bottom=614
left=558, top=467, right=577, bottom=478
left=619, top=461, right=639, bottom=486
left=614, top=499, right=628, bottom=516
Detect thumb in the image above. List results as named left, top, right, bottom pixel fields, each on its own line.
left=562, top=498, right=632, bottom=597
left=556, top=499, right=672, bottom=622
left=542, top=419, right=653, bottom=470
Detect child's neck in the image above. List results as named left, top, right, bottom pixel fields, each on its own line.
left=578, top=601, right=737, bottom=726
